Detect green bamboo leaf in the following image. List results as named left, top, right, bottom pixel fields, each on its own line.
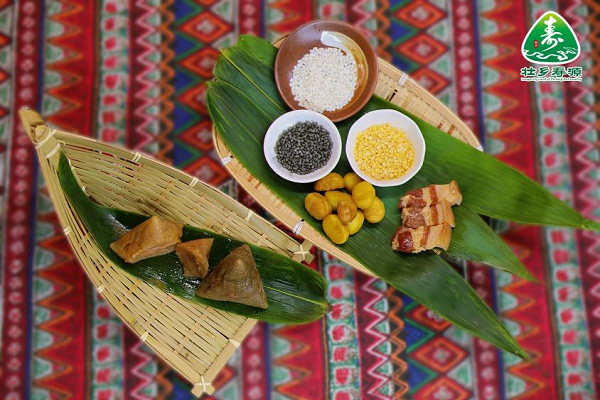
left=212, top=41, right=533, bottom=279
left=217, top=45, right=287, bottom=113
left=207, top=81, right=525, bottom=357
left=57, top=152, right=328, bottom=324
left=449, top=206, right=533, bottom=278
left=236, top=34, right=278, bottom=66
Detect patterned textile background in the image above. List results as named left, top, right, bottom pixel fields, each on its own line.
left=1, top=0, right=599, bottom=399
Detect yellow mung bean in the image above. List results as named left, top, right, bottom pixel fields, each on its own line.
left=354, top=124, right=415, bottom=180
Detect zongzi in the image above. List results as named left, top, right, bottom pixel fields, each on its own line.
left=196, top=244, right=268, bottom=309
left=110, top=215, right=183, bottom=263
left=176, top=238, right=214, bottom=278
left=398, top=180, right=462, bottom=208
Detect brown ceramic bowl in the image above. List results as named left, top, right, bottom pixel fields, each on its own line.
left=274, top=20, right=378, bottom=122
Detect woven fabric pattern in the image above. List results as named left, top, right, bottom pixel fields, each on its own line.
left=1, top=1, right=599, bottom=399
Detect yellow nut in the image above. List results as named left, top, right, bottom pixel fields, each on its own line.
left=337, top=200, right=358, bottom=224
left=324, top=191, right=353, bottom=211
left=352, top=181, right=376, bottom=210
left=363, top=197, right=385, bottom=223
left=347, top=210, right=364, bottom=235
left=344, top=172, right=363, bottom=192
left=322, top=214, right=349, bottom=245
left=314, top=173, right=344, bottom=191
left=304, top=192, right=332, bottom=220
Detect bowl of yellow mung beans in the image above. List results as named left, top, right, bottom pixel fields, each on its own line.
left=345, top=109, right=426, bottom=187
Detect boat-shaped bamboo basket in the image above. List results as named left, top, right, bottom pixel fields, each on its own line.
left=213, top=38, right=482, bottom=276
left=19, top=109, right=314, bottom=397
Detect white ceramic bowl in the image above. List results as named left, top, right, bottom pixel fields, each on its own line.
left=264, top=110, right=342, bottom=183
left=346, top=109, right=426, bottom=187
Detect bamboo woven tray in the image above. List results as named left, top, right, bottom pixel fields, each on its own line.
left=213, top=39, right=482, bottom=276
left=19, top=110, right=314, bottom=397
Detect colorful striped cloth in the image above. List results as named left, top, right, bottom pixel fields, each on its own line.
left=1, top=0, right=599, bottom=399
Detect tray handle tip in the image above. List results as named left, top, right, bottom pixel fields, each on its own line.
left=18, top=108, right=46, bottom=143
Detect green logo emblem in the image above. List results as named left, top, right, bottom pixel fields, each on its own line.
left=521, top=11, right=580, bottom=65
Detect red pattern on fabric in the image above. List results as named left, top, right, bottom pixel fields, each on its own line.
left=45, top=1, right=97, bottom=134
left=271, top=319, right=327, bottom=399
left=267, top=0, right=314, bottom=36
left=557, top=0, right=600, bottom=392
left=123, top=327, right=155, bottom=400
left=30, top=1, right=97, bottom=399
left=480, top=2, right=560, bottom=397
left=503, top=227, right=558, bottom=398
left=1, top=1, right=41, bottom=398
left=241, top=323, right=268, bottom=400
left=34, top=232, right=89, bottom=397
left=450, top=0, right=481, bottom=135
left=127, top=0, right=160, bottom=151
left=238, top=0, right=262, bottom=35
left=354, top=273, right=391, bottom=399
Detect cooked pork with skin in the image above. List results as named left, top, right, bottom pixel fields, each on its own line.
left=401, top=200, right=455, bottom=229
left=110, top=215, right=183, bottom=263
left=398, top=180, right=462, bottom=209
left=176, top=238, right=214, bottom=278
left=196, top=244, right=268, bottom=309
left=391, top=223, right=452, bottom=253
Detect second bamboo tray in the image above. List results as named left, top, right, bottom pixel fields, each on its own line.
left=213, top=40, right=482, bottom=276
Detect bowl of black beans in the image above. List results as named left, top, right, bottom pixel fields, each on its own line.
left=263, top=110, right=342, bottom=183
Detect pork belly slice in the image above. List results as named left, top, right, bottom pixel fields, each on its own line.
left=398, top=180, right=463, bottom=209
left=110, top=215, right=183, bottom=263
left=401, top=200, right=455, bottom=229
left=176, top=238, right=214, bottom=278
left=391, top=223, right=452, bottom=253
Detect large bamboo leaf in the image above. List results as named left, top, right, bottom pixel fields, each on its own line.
left=212, top=43, right=532, bottom=280
left=58, top=153, right=328, bottom=324
left=236, top=34, right=278, bottom=66
left=220, top=46, right=287, bottom=113
left=207, top=80, right=525, bottom=357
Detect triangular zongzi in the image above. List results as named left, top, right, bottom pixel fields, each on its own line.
left=196, top=244, right=268, bottom=309
left=110, top=215, right=183, bottom=263
left=176, top=238, right=214, bottom=278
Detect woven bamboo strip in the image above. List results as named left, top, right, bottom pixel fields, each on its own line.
left=212, top=38, right=481, bottom=277
left=19, top=109, right=310, bottom=397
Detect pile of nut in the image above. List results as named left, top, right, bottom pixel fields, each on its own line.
left=304, top=172, right=385, bottom=245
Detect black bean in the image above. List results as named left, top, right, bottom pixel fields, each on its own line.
left=274, top=121, right=333, bottom=175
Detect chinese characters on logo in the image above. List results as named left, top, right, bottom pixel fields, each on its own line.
left=540, top=16, right=564, bottom=51
left=520, top=66, right=583, bottom=82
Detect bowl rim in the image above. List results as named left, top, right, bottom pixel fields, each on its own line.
left=345, top=109, right=426, bottom=187
left=263, top=109, right=342, bottom=183
left=274, top=19, right=379, bottom=122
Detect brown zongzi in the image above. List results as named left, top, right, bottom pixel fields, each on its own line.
left=176, top=238, right=214, bottom=278
left=196, top=244, right=268, bottom=309
left=110, top=215, right=183, bottom=263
